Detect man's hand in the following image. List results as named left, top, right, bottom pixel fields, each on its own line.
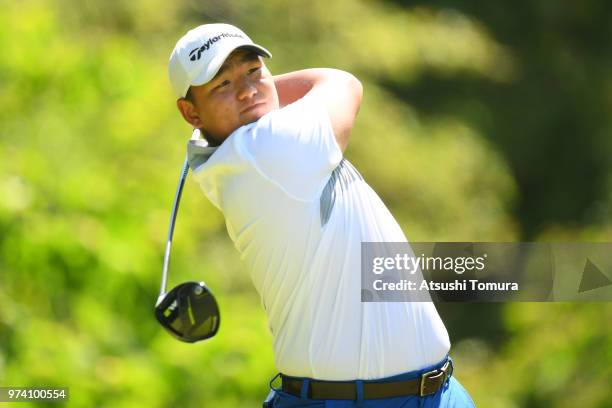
left=273, top=69, right=363, bottom=152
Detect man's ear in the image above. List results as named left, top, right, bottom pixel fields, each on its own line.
left=176, top=98, right=204, bottom=128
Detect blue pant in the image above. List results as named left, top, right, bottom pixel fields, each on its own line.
left=264, top=356, right=475, bottom=407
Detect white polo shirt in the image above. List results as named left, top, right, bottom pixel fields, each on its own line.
left=187, top=95, right=450, bottom=380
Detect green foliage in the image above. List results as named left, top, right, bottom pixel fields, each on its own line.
left=1, top=0, right=610, bottom=406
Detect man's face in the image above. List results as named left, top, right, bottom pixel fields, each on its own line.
left=177, top=48, right=279, bottom=146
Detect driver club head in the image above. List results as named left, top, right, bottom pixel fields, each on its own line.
left=155, top=281, right=221, bottom=343
left=156, top=157, right=221, bottom=343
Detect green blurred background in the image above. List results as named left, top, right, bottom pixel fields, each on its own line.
left=1, top=0, right=611, bottom=406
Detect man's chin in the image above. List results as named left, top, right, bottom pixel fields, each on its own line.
left=241, top=105, right=274, bottom=124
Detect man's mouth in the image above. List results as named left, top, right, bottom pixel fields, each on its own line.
left=241, top=102, right=265, bottom=114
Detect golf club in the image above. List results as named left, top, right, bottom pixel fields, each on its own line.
left=154, top=155, right=220, bottom=343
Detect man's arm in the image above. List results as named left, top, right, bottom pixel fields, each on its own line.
left=273, top=69, right=363, bottom=152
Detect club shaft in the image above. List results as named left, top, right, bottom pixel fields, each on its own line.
left=160, top=156, right=190, bottom=297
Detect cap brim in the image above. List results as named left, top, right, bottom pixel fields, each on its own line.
left=191, top=43, right=272, bottom=88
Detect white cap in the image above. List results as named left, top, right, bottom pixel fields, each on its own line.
left=168, top=23, right=272, bottom=98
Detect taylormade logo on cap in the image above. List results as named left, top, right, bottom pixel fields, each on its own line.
left=168, top=23, right=272, bottom=98
left=188, top=32, right=245, bottom=61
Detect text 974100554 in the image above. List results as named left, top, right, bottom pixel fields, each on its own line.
left=0, top=387, right=69, bottom=402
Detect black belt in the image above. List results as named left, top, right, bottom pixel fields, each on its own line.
left=281, top=359, right=453, bottom=400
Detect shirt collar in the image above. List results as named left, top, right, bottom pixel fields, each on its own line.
left=186, top=128, right=218, bottom=171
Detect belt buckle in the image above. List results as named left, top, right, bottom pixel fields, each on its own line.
left=419, top=359, right=452, bottom=397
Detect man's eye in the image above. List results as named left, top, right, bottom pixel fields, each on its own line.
left=248, top=67, right=260, bottom=75
left=216, top=80, right=230, bottom=89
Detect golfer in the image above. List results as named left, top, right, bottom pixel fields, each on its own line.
left=168, top=23, right=475, bottom=407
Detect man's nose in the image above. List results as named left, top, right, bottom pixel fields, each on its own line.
left=237, top=77, right=257, bottom=100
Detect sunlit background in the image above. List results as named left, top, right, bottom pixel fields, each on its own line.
left=1, top=0, right=611, bottom=406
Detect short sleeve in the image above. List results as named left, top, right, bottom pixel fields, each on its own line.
left=235, top=95, right=343, bottom=201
